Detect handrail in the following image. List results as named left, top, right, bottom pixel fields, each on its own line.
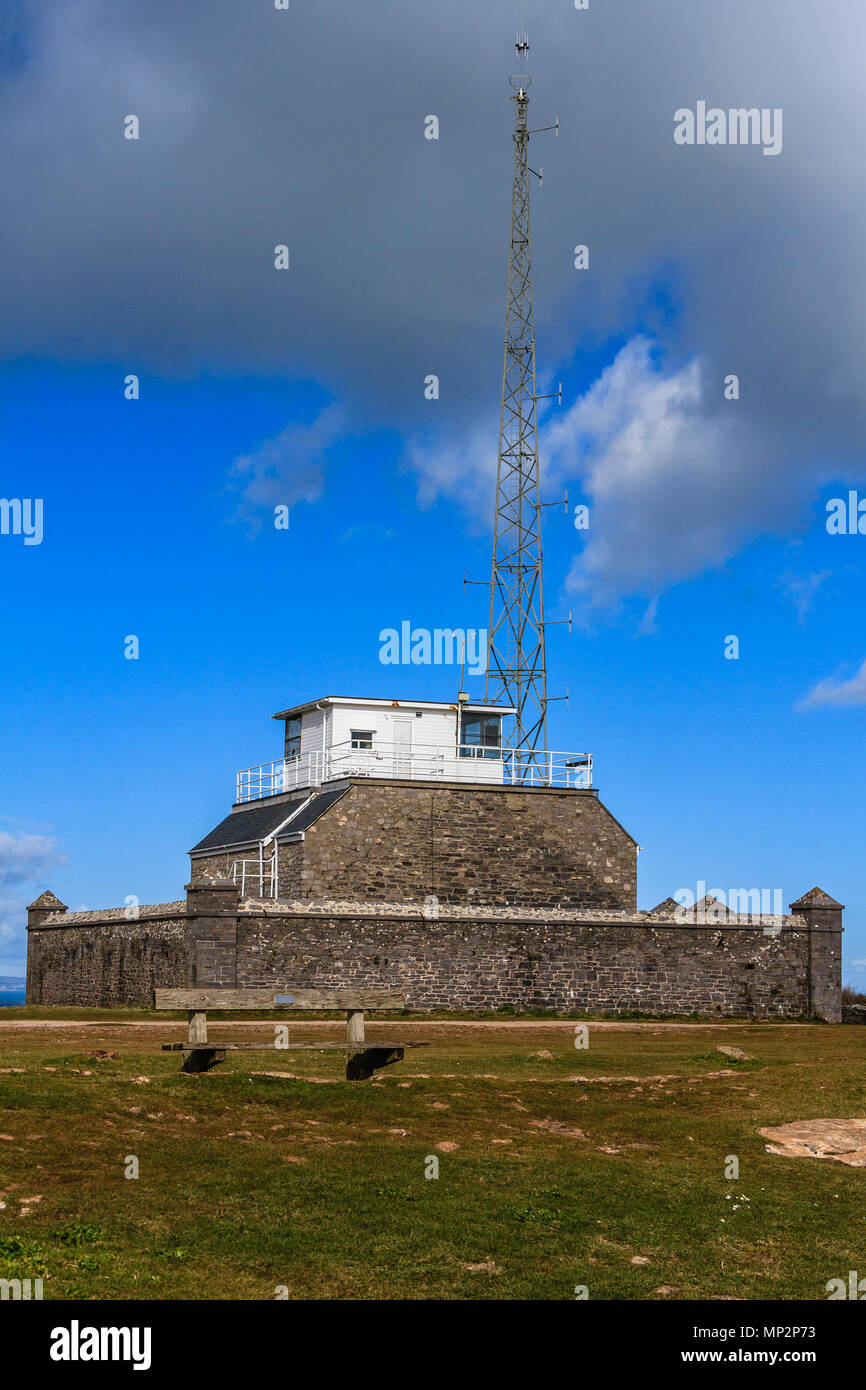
left=236, top=743, right=593, bottom=802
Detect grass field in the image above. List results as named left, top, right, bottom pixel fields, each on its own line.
left=0, top=1009, right=863, bottom=1300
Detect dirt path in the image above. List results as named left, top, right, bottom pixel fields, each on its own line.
left=0, top=1018, right=811, bottom=1032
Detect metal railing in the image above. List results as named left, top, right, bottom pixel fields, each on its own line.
left=230, top=857, right=277, bottom=899
left=237, top=741, right=593, bottom=802
left=236, top=759, right=310, bottom=802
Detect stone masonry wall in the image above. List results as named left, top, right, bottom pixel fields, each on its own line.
left=189, top=854, right=238, bottom=883
left=189, top=843, right=303, bottom=899
left=299, top=782, right=637, bottom=908
left=27, top=887, right=842, bottom=1021
left=276, top=841, right=303, bottom=899
left=26, top=907, right=187, bottom=1007
left=237, top=906, right=824, bottom=1018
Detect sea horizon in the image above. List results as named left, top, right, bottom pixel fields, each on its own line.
left=0, top=975, right=26, bottom=1006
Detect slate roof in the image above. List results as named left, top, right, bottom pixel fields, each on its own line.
left=190, top=787, right=347, bottom=854
left=273, top=786, right=347, bottom=835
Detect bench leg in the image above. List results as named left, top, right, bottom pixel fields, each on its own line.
left=345, top=1047, right=404, bottom=1081
left=181, top=1048, right=226, bottom=1074
left=188, top=1010, right=208, bottom=1044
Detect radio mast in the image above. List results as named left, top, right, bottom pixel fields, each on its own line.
left=485, top=34, right=554, bottom=771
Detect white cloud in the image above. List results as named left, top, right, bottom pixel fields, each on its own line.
left=404, top=420, right=497, bottom=519
left=0, top=911, right=20, bottom=947
left=798, top=657, right=866, bottom=711
left=0, top=830, right=66, bottom=888
left=779, top=570, right=831, bottom=625
left=638, top=597, right=660, bottom=636
left=0, top=831, right=67, bottom=968
left=543, top=337, right=791, bottom=608
left=408, top=337, right=805, bottom=609
left=227, top=404, right=343, bottom=531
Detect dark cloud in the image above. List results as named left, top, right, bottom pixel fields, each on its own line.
left=3, top=0, right=865, bottom=596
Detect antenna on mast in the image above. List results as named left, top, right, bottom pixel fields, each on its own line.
left=515, top=30, right=530, bottom=74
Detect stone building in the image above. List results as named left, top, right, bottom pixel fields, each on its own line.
left=26, top=694, right=843, bottom=1019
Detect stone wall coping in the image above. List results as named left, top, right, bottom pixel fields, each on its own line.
left=238, top=896, right=813, bottom=930
left=29, top=896, right=832, bottom=933
left=30, top=902, right=187, bottom=930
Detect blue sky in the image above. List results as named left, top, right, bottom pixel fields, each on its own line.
left=1, top=357, right=864, bottom=978
left=1, top=0, right=865, bottom=983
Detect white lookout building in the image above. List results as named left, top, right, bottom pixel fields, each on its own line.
left=236, top=694, right=593, bottom=802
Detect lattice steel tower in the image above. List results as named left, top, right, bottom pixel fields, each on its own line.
left=485, top=35, right=552, bottom=766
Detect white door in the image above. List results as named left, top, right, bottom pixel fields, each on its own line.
left=392, top=719, right=412, bottom=777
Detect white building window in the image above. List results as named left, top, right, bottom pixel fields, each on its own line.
left=285, top=717, right=301, bottom=761
left=351, top=730, right=374, bottom=750
left=460, top=714, right=501, bottom=759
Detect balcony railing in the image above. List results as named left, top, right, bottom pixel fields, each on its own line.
left=236, top=741, right=593, bottom=803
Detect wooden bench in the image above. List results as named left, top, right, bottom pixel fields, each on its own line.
left=154, top=987, right=430, bottom=1081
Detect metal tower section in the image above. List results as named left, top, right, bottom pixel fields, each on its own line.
left=485, top=35, right=548, bottom=763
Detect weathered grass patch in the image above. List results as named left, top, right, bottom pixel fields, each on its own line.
left=0, top=1019, right=863, bottom=1298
